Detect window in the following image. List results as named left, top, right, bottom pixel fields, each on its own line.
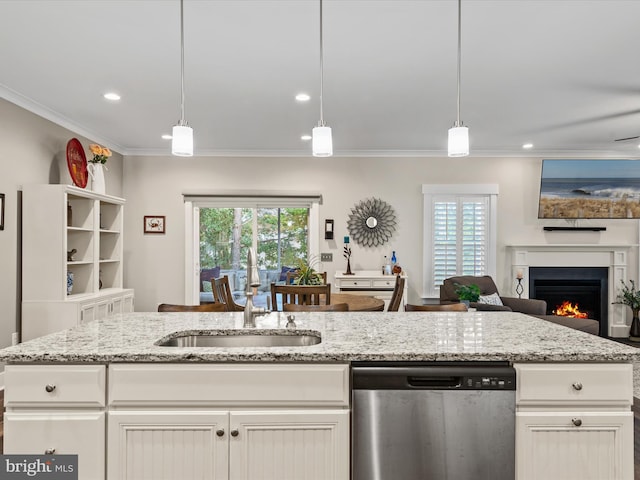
left=184, top=193, right=321, bottom=305
left=422, top=184, right=498, bottom=298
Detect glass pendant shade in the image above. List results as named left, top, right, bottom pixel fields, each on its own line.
left=448, top=125, right=469, bottom=157
left=312, top=125, right=333, bottom=157
left=172, top=124, right=193, bottom=157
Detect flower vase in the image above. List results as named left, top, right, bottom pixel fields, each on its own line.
left=88, top=163, right=106, bottom=194
left=66, top=271, right=74, bottom=296
left=630, top=309, right=640, bottom=342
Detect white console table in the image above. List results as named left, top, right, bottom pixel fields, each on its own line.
left=334, top=270, right=408, bottom=310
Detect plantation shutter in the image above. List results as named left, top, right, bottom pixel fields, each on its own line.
left=432, top=195, right=489, bottom=287
left=423, top=184, right=497, bottom=298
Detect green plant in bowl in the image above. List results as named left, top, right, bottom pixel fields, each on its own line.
left=294, top=256, right=323, bottom=285
left=454, top=283, right=481, bottom=303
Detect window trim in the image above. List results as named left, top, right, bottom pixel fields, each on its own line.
left=184, top=194, right=320, bottom=304
left=422, top=184, right=498, bottom=298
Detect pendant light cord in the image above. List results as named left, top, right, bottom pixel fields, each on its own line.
left=179, top=0, right=186, bottom=125
left=455, top=0, right=462, bottom=127
left=318, top=0, right=325, bottom=127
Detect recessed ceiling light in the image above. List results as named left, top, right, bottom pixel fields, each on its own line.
left=295, top=93, right=310, bottom=102
left=301, top=135, right=312, bottom=141
left=522, top=143, right=534, bottom=149
left=103, top=92, right=121, bottom=101
left=162, top=134, right=172, bottom=140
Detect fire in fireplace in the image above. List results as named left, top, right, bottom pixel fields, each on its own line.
left=529, top=266, right=608, bottom=337
left=553, top=301, right=588, bottom=319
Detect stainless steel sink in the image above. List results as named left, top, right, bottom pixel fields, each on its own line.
left=157, top=331, right=321, bottom=347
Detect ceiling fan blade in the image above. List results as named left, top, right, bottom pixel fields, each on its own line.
left=614, top=135, right=640, bottom=142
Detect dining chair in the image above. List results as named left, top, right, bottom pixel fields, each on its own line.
left=157, top=303, right=228, bottom=312
left=283, top=303, right=349, bottom=312
left=405, top=303, right=468, bottom=312
left=285, top=270, right=328, bottom=285
left=387, top=275, right=406, bottom=312
left=270, top=283, right=331, bottom=311
left=211, top=276, right=244, bottom=312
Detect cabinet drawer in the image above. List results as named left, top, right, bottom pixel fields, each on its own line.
left=5, top=412, right=105, bottom=480
left=372, top=278, right=396, bottom=289
left=109, top=364, right=349, bottom=407
left=339, top=279, right=372, bottom=289
left=515, top=363, right=632, bottom=406
left=5, top=365, right=106, bottom=408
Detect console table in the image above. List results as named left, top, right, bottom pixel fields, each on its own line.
left=334, top=270, right=408, bottom=310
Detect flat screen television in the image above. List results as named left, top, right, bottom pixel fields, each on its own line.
left=538, top=159, right=640, bottom=219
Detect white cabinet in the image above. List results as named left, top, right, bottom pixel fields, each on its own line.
left=514, top=363, right=634, bottom=480
left=4, top=365, right=106, bottom=480
left=334, top=270, right=407, bottom=309
left=21, top=184, right=134, bottom=340
left=107, top=364, right=350, bottom=480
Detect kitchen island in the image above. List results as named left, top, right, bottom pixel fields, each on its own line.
left=1, top=311, right=638, bottom=480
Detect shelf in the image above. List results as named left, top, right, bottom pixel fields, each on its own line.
left=99, top=259, right=119, bottom=263
left=99, top=229, right=120, bottom=234
left=543, top=227, right=606, bottom=232
left=67, top=226, right=93, bottom=233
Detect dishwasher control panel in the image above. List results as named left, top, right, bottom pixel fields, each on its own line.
left=463, top=374, right=515, bottom=390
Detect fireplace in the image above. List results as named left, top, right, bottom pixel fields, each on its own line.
left=529, top=267, right=608, bottom=337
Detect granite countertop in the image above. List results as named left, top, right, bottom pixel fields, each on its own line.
left=1, top=311, right=638, bottom=363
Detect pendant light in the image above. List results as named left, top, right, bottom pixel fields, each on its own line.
left=448, top=0, right=469, bottom=157
left=172, top=0, right=193, bottom=157
left=312, top=0, right=333, bottom=157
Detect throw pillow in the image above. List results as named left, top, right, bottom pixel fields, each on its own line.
left=477, top=292, right=504, bottom=306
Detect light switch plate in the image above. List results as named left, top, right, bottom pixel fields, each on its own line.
left=320, top=253, right=333, bottom=262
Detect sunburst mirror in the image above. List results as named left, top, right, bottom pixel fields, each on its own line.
left=347, top=198, right=397, bottom=247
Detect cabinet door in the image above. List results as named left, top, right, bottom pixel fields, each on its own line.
left=96, top=299, right=110, bottom=320
left=229, top=410, right=349, bottom=480
left=4, top=411, right=105, bottom=480
left=80, top=303, right=96, bottom=324
left=111, top=297, right=123, bottom=315
left=122, top=294, right=134, bottom=312
left=516, top=411, right=633, bottom=480
left=107, top=411, right=229, bottom=480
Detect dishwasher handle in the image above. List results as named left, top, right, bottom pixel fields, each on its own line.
left=352, top=365, right=516, bottom=390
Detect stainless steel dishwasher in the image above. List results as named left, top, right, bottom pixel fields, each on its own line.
left=352, top=361, right=516, bottom=480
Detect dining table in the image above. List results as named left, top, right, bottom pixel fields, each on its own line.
left=327, top=293, right=385, bottom=312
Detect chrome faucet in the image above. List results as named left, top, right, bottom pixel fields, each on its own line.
left=243, top=247, right=268, bottom=327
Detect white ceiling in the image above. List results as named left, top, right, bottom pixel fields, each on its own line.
left=2, top=0, right=640, bottom=158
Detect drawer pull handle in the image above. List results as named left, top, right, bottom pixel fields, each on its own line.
left=354, top=282, right=358, bottom=285
left=45, top=384, right=56, bottom=393
left=230, top=429, right=239, bottom=437
left=216, top=429, right=225, bottom=437
left=572, top=382, right=583, bottom=391
left=572, top=418, right=582, bottom=427
left=45, top=448, right=56, bottom=455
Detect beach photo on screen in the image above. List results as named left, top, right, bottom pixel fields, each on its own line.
left=539, top=159, right=640, bottom=219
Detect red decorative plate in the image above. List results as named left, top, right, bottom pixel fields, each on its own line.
left=66, top=138, right=88, bottom=188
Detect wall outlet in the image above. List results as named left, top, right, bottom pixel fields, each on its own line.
left=11, top=332, right=19, bottom=346
left=320, top=253, right=333, bottom=262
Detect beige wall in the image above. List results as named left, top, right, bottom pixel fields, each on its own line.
left=123, top=155, right=640, bottom=312
left=0, top=98, right=124, bottom=347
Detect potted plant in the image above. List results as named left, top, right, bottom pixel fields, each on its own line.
left=454, top=283, right=481, bottom=307
left=294, top=256, right=323, bottom=285
left=613, top=279, right=640, bottom=341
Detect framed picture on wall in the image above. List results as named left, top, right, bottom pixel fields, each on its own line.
left=144, top=215, right=165, bottom=234
left=0, top=193, right=4, bottom=230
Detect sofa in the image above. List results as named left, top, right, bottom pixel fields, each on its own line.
left=440, top=275, right=600, bottom=335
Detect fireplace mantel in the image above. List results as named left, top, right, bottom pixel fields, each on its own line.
left=507, top=244, right=634, bottom=337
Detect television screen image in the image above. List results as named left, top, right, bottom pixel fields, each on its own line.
left=539, top=159, right=640, bottom=219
